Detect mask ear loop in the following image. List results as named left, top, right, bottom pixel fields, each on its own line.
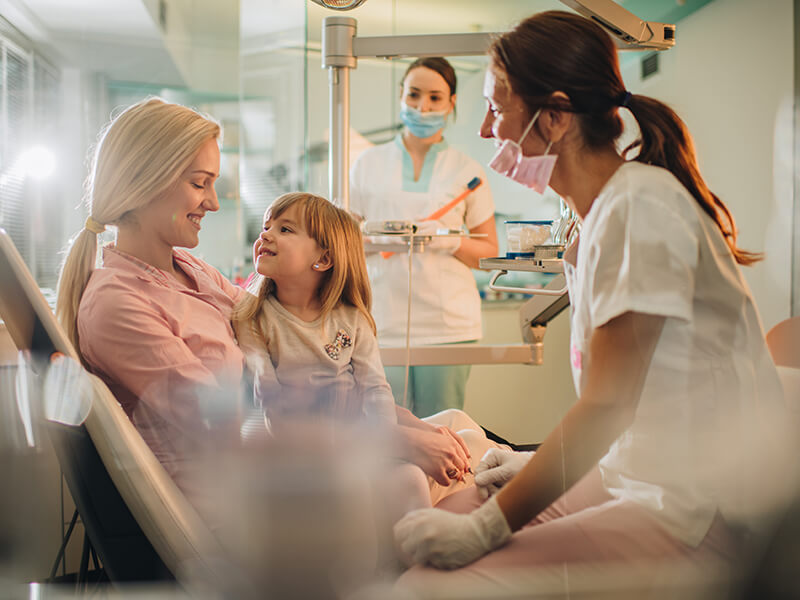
left=516, top=108, right=542, bottom=145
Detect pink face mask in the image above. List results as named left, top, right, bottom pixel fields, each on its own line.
left=489, top=108, right=557, bottom=194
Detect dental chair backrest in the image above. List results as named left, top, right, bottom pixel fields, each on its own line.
left=766, top=317, right=800, bottom=416
left=766, top=316, right=800, bottom=369
left=0, top=229, right=224, bottom=582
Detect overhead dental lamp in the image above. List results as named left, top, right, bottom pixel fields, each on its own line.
left=309, top=0, right=369, bottom=9
left=561, top=0, right=675, bottom=51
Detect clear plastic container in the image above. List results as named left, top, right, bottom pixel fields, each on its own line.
left=505, top=220, right=553, bottom=257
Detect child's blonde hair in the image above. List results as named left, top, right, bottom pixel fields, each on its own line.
left=232, top=192, right=375, bottom=341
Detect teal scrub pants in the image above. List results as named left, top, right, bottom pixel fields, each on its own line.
left=384, top=364, right=472, bottom=418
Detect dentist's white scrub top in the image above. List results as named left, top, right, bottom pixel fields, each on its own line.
left=564, top=161, right=784, bottom=547
left=350, top=136, right=494, bottom=346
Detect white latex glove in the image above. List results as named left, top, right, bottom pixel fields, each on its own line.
left=474, top=448, right=534, bottom=500
left=394, top=495, right=511, bottom=569
left=414, top=220, right=462, bottom=254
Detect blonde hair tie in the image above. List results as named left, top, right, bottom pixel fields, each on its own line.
left=84, top=216, right=106, bottom=235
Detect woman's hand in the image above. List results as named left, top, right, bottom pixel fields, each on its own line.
left=397, top=424, right=471, bottom=486
left=436, top=424, right=472, bottom=467
left=395, top=406, right=470, bottom=457
left=394, top=496, right=511, bottom=569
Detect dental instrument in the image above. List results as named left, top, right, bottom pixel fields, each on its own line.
left=379, top=177, right=483, bottom=259
left=425, top=177, right=482, bottom=222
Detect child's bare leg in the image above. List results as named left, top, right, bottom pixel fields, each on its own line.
left=371, top=461, right=431, bottom=576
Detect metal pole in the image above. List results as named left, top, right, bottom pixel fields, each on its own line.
left=329, top=66, right=349, bottom=208
left=322, top=16, right=356, bottom=209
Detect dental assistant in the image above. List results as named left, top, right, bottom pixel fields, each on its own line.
left=350, top=57, right=499, bottom=418
left=394, top=10, right=786, bottom=591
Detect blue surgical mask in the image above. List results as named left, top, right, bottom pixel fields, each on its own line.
left=399, top=102, right=447, bottom=139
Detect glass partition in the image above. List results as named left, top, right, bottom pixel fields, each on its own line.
left=0, top=0, right=570, bottom=288
left=0, top=1, right=243, bottom=286
left=305, top=0, right=564, bottom=222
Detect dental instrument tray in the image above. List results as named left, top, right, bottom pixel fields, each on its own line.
left=361, top=220, right=417, bottom=235
left=364, top=229, right=487, bottom=254
left=480, top=244, right=566, bottom=274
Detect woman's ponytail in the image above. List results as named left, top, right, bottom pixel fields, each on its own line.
left=623, top=94, right=761, bottom=266
left=56, top=228, right=100, bottom=361
left=491, top=11, right=761, bottom=267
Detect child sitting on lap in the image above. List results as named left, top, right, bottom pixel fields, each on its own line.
left=232, top=192, right=396, bottom=427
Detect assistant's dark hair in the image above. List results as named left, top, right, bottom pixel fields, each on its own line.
left=401, top=57, right=457, bottom=97
left=489, top=10, right=760, bottom=265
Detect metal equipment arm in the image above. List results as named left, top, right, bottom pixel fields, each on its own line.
left=321, top=1, right=675, bottom=207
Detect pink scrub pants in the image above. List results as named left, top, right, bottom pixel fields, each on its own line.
left=396, top=466, right=741, bottom=597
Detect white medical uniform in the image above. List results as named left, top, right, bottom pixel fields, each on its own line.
left=564, top=161, right=785, bottom=546
left=350, top=136, right=495, bottom=346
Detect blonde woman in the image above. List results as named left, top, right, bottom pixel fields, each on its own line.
left=56, top=97, right=246, bottom=515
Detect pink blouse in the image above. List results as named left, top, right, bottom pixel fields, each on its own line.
left=78, top=245, right=246, bottom=494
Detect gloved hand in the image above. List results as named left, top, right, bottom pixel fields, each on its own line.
left=394, top=495, right=511, bottom=569
left=474, top=448, right=534, bottom=500
left=414, top=220, right=462, bottom=254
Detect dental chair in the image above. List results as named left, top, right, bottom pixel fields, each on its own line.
left=766, top=316, right=800, bottom=424
left=766, top=316, right=800, bottom=369
left=0, top=229, right=224, bottom=585
left=740, top=318, right=800, bottom=599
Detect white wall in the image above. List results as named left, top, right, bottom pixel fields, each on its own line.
left=465, top=304, right=577, bottom=444
left=142, top=0, right=240, bottom=94
left=620, top=0, right=794, bottom=331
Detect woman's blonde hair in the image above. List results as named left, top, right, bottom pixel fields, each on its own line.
left=56, top=97, right=221, bottom=356
left=232, top=192, right=374, bottom=344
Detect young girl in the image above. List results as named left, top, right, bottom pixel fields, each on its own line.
left=232, top=192, right=396, bottom=427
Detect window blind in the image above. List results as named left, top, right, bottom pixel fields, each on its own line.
left=0, top=15, right=61, bottom=288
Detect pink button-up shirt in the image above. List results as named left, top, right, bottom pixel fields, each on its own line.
left=78, top=246, right=246, bottom=495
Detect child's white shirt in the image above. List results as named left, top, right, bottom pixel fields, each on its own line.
left=238, top=294, right=397, bottom=424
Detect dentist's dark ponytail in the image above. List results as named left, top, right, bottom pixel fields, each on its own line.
left=621, top=94, right=761, bottom=265
left=490, top=11, right=761, bottom=266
